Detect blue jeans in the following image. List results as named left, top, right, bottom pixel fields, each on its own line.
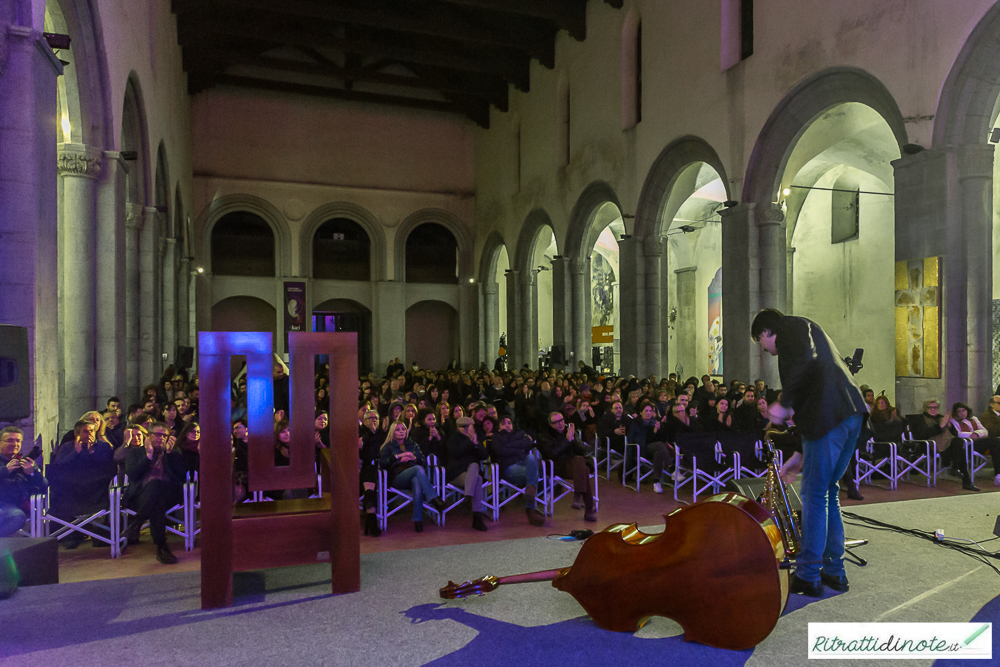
left=503, top=455, right=540, bottom=509
left=0, top=504, right=26, bottom=537
left=391, top=466, right=438, bottom=522
left=798, top=413, right=863, bottom=582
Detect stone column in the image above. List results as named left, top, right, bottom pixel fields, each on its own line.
left=125, top=205, right=142, bottom=400
left=720, top=204, right=755, bottom=385
left=550, top=256, right=570, bottom=368
left=372, top=280, right=405, bottom=369
left=785, top=246, right=796, bottom=314
left=95, top=151, right=127, bottom=403
left=675, top=266, right=697, bottom=378
left=58, top=143, right=102, bottom=425
left=520, top=270, right=538, bottom=369
left=958, top=144, right=994, bottom=407
left=756, top=203, right=786, bottom=388
left=568, top=257, right=589, bottom=371
left=139, top=207, right=161, bottom=386
left=0, top=23, right=62, bottom=444
left=643, top=236, right=666, bottom=379
left=482, top=281, right=499, bottom=365
left=505, top=270, right=521, bottom=368
left=618, top=236, right=643, bottom=376
left=458, top=281, right=478, bottom=368
left=163, top=237, right=177, bottom=366
left=177, top=255, right=190, bottom=348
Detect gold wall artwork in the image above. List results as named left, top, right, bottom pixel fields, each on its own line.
left=894, top=257, right=940, bottom=378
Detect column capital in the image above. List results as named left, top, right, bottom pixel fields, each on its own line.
left=957, top=144, right=995, bottom=180
left=57, top=143, right=103, bottom=179
left=126, top=203, right=143, bottom=229
left=520, top=270, right=537, bottom=286
left=482, top=281, right=498, bottom=295
left=642, top=235, right=665, bottom=257
left=755, top=202, right=785, bottom=227
left=674, top=266, right=697, bottom=275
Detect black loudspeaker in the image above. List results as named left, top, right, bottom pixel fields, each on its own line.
left=725, top=476, right=802, bottom=513
left=0, top=325, right=30, bottom=421
left=176, top=345, right=194, bottom=369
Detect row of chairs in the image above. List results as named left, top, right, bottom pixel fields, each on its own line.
left=855, top=426, right=991, bottom=490
left=596, top=431, right=777, bottom=503
left=375, top=447, right=600, bottom=531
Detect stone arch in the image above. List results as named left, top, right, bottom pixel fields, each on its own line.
left=742, top=67, right=908, bottom=206
left=933, top=4, right=1000, bottom=146
left=394, top=208, right=473, bottom=281
left=122, top=72, right=151, bottom=208
left=634, top=136, right=731, bottom=239
left=196, top=194, right=293, bottom=277
left=513, top=209, right=557, bottom=272
left=300, top=202, right=386, bottom=281
left=478, top=230, right=508, bottom=284
left=155, top=141, right=170, bottom=233
left=565, top=181, right=624, bottom=260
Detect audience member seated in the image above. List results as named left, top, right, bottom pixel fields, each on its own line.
left=949, top=401, right=991, bottom=485
left=627, top=401, right=672, bottom=494
left=51, top=420, right=115, bottom=548
left=731, top=387, right=766, bottom=434
left=379, top=419, right=446, bottom=532
left=597, top=400, right=629, bottom=479
left=870, top=396, right=905, bottom=442
left=492, top=416, right=545, bottom=526
left=537, top=411, right=596, bottom=522
left=977, top=395, right=1000, bottom=486
left=176, top=421, right=201, bottom=475
left=123, top=421, right=186, bottom=563
left=0, top=427, right=46, bottom=537
left=713, top=397, right=733, bottom=431
left=444, top=417, right=489, bottom=532
left=358, top=409, right=382, bottom=537
left=232, top=419, right=249, bottom=503
left=907, top=399, right=979, bottom=492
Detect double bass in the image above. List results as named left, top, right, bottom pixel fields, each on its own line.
left=440, top=493, right=790, bottom=650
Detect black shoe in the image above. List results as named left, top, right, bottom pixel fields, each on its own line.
left=526, top=508, right=546, bottom=526
left=364, top=513, right=381, bottom=537
left=124, top=525, right=141, bottom=546
left=429, top=497, right=447, bottom=513
left=472, top=513, right=488, bottom=532
left=820, top=571, right=850, bottom=592
left=414, top=520, right=423, bottom=533
left=62, top=533, right=85, bottom=550
left=156, top=545, right=178, bottom=565
left=962, top=480, right=981, bottom=492
left=789, top=573, right=823, bottom=597
left=847, top=486, right=864, bottom=501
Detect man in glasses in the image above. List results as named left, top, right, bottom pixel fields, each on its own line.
left=538, top=411, right=596, bottom=522
left=123, top=422, right=187, bottom=563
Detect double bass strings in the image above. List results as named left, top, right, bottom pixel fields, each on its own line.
left=842, top=511, right=1000, bottom=576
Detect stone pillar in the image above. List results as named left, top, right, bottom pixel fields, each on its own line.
left=756, top=203, right=786, bottom=388
left=58, top=143, right=102, bottom=426
left=125, top=205, right=142, bottom=400
left=177, top=255, right=190, bottom=348
left=643, top=236, right=666, bottom=379
left=958, top=144, right=994, bottom=408
left=95, top=151, right=127, bottom=403
left=569, top=257, right=589, bottom=371
left=720, top=204, right=755, bottom=385
left=505, top=270, right=521, bottom=369
left=785, top=246, right=796, bottom=314
left=550, top=256, right=570, bottom=368
left=139, top=207, right=161, bottom=386
left=482, top=281, right=499, bottom=365
left=675, top=266, right=697, bottom=378
left=372, top=280, right=405, bottom=369
left=0, top=23, right=62, bottom=444
left=520, top=270, right=538, bottom=369
left=618, top=236, right=643, bottom=376
left=458, top=281, right=478, bottom=368
left=162, top=237, right=177, bottom=367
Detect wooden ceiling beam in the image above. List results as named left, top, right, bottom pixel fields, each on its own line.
left=426, top=0, right=587, bottom=40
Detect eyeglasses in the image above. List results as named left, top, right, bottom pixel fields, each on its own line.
left=550, top=418, right=565, bottom=425
left=151, top=431, right=170, bottom=438
left=927, top=405, right=939, bottom=410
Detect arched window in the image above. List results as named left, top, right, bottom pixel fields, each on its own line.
left=313, top=218, right=371, bottom=281
left=211, top=212, right=275, bottom=277
left=405, top=223, right=458, bottom=284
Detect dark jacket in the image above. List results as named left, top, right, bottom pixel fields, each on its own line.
left=537, top=425, right=587, bottom=467
left=378, top=438, right=427, bottom=484
left=628, top=417, right=668, bottom=450
left=491, top=429, right=535, bottom=472
left=774, top=315, right=866, bottom=440
left=410, top=425, right=445, bottom=462
left=0, top=456, right=47, bottom=512
left=444, top=432, right=488, bottom=481
left=53, top=440, right=114, bottom=465
left=123, top=446, right=186, bottom=502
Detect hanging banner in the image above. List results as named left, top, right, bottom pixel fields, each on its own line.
left=284, top=281, right=306, bottom=334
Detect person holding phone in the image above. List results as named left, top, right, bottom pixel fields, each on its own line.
left=0, top=427, right=47, bottom=537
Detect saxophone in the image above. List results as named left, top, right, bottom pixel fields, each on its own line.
left=761, top=438, right=801, bottom=557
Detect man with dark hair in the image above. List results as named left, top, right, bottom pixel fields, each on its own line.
left=751, top=307, right=866, bottom=597
left=55, top=420, right=113, bottom=463
left=0, top=427, right=46, bottom=536
left=123, top=421, right=186, bottom=563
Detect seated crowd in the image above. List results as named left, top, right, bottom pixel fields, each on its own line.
left=4, top=355, right=999, bottom=561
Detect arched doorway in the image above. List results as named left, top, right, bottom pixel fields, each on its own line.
left=531, top=227, right=557, bottom=367
left=478, top=232, right=510, bottom=368
left=313, top=218, right=371, bottom=281
left=313, top=298, right=373, bottom=375
left=586, top=203, right=624, bottom=374
left=211, top=212, right=276, bottom=277
left=662, top=163, right=726, bottom=380
left=779, top=102, right=900, bottom=396
left=406, top=223, right=458, bottom=284
left=405, top=301, right=459, bottom=371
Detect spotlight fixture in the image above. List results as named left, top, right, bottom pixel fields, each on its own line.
left=723, top=200, right=738, bottom=208
left=782, top=188, right=791, bottom=196
left=44, top=33, right=71, bottom=50
left=679, top=225, right=696, bottom=233
left=196, top=267, right=205, bottom=274
left=121, top=151, right=138, bottom=161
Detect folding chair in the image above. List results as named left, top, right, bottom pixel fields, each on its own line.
left=435, top=456, right=494, bottom=526
left=37, top=459, right=124, bottom=557
left=484, top=445, right=543, bottom=522
left=854, top=438, right=896, bottom=490
left=376, top=466, right=442, bottom=531
left=119, top=473, right=198, bottom=551
left=595, top=436, right=625, bottom=480
left=895, top=432, right=935, bottom=487
left=721, top=432, right=769, bottom=479
left=541, top=452, right=598, bottom=516
left=622, top=438, right=655, bottom=492
left=967, top=441, right=989, bottom=481
left=673, top=432, right=735, bottom=503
